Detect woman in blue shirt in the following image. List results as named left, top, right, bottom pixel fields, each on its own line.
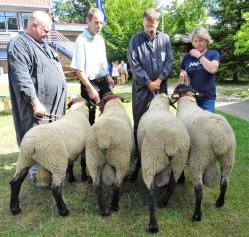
left=180, top=27, right=220, bottom=112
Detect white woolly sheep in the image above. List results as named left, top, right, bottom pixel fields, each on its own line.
left=172, top=84, right=236, bottom=222
left=137, top=93, right=190, bottom=233
left=10, top=98, right=90, bottom=216
left=86, top=93, right=134, bottom=216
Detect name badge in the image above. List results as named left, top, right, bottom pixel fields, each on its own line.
left=161, top=52, right=166, bottom=61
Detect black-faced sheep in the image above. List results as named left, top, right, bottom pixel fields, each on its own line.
left=10, top=98, right=90, bottom=216
left=137, top=93, right=190, bottom=233
left=172, top=84, right=236, bottom=222
left=86, top=93, right=134, bottom=216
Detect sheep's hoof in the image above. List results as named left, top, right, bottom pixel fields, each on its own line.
left=87, top=177, right=93, bottom=184
left=177, top=176, right=185, bottom=185
left=11, top=206, right=21, bottom=215
left=192, top=213, right=202, bottom=222
left=68, top=176, right=76, bottom=183
left=81, top=175, right=90, bottom=182
left=100, top=208, right=110, bottom=216
left=110, top=204, right=119, bottom=212
left=216, top=198, right=224, bottom=207
left=127, top=174, right=138, bottom=183
left=59, top=208, right=70, bottom=216
left=159, top=200, right=168, bottom=208
left=148, top=223, right=159, bottom=233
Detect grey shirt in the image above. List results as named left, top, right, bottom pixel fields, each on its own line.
left=7, top=31, right=67, bottom=146
left=128, top=31, right=173, bottom=130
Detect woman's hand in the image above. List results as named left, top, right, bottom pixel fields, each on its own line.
left=190, top=49, right=202, bottom=59
left=179, top=70, right=189, bottom=84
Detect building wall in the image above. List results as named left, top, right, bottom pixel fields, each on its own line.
left=1, top=50, right=71, bottom=75
left=0, top=60, right=7, bottom=74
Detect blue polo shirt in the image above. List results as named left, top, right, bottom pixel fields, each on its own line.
left=181, top=50, right=220, bottom=100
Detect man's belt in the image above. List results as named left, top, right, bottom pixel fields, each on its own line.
left=89, top=76, right=106, bottom=82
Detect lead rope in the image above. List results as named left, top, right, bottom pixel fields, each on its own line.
left=34, top=112, right=61, bottom=121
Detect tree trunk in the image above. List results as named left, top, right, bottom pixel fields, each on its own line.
left=232, top=70, right=238, bottom=82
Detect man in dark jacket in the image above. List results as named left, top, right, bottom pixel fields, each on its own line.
left=7, top=11, right=67, bottom=186
left=127, top=8, right=173, bottom=181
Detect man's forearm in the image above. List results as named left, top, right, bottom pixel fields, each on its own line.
left=76, top=70, right=95, bottom=92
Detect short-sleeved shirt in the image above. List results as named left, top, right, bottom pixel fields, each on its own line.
left=71, top=28, right=109, bottom=80
left=181, top=49, right=220, bottom=100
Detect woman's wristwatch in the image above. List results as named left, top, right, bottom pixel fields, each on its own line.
left=198, top=54, right=204, bottom=59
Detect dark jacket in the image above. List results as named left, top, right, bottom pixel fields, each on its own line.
left=7, top=31, right=67, bottom=146
left=128, top=31, right=173, bottom=130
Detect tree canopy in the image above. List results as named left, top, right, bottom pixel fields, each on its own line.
left=207, top=0, right=249, bottom=81
left=52, top=0, right=95, bottom=23
left=52, top=0, right=249, bottom=81
left=235, top=12, right=249, bottom=57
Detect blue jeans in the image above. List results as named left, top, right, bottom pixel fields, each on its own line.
left=197, top=99, right=215, bottom=113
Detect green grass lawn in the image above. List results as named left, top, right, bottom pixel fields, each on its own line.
left=0, top=82, right=249, bottom=236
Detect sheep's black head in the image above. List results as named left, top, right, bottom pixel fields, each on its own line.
left=171, top=84, right=200, bottom=100
left=98, top=92, right=123, bottom=114
left=67, top=97, right=88, bottom=111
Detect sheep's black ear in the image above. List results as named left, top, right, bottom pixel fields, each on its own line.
left=67, top=97, right=86, bottom=109
left=102, top=92, right=113, bottom=98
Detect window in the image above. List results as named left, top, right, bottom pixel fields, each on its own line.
left=21, top=12, right=32, bottom=29
left=0, top=12, right=6, bottom=31
left=0, top=12, right=18, bottom=31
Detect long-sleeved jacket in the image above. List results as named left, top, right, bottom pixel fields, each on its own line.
left=128, top=31, right=173, bottom=130
left=7, top=31, right=67, bottom=146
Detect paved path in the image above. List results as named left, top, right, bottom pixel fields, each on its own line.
left=1, top=74, right=248, bottom=122
left=216, top=98, right=249, bottom=122
left=116, top=83, right=249, bottom=123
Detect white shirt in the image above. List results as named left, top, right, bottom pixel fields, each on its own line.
left=71, top=28, right=109, bottom=80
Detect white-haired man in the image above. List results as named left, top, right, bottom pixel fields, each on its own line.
left=7, top=11, right=67, bottom=186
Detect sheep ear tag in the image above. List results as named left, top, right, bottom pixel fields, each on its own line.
left=190, top=97, right=196, bottom=102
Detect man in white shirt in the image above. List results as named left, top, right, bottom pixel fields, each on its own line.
left=71, top=8, right=114, bottom=124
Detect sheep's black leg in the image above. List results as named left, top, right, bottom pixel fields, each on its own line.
left=94, top=168, right=109, bottom=216
left=51, top=183, right=69, bottom=216
left=192, top=183, right=202, bottom=221
left=128, top=151, right=141, bottom=183
left=10, top=167, right=30, bottom=215
left=161, top=171, right=176, bottom=207
left=177, top=170, right=185, bottom=184
left=110, top=185, right=120, bottom=212
left=148, top=182, right=158, bottom=233
left=67, top=163, right=76, bottom=183
left=80, top=155, right=89, bottom=182
left=216, top=176, right=227, bottom=207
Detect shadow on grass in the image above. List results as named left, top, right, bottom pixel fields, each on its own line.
left=0, top=111, right=12, bottom=116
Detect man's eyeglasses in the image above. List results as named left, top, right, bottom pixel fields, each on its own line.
left=144, top=25, right=157, bottom=30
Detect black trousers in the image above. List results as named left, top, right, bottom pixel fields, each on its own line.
left=80, top=77, right=111, bottom=125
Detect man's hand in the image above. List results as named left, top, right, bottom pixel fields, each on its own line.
left=153, top=78, right=162, bottom=89
left=31, top=99, right=46, bottom=118
left=148, top=79, right=161, bottom=93
left=88, top=86, right=100, bottom=103
left=106, top=75, right=115, bottom=88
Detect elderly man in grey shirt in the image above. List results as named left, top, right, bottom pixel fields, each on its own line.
left=127, top=8, right=173, bottom=181
left=7, top=11, right=66, bottom=186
